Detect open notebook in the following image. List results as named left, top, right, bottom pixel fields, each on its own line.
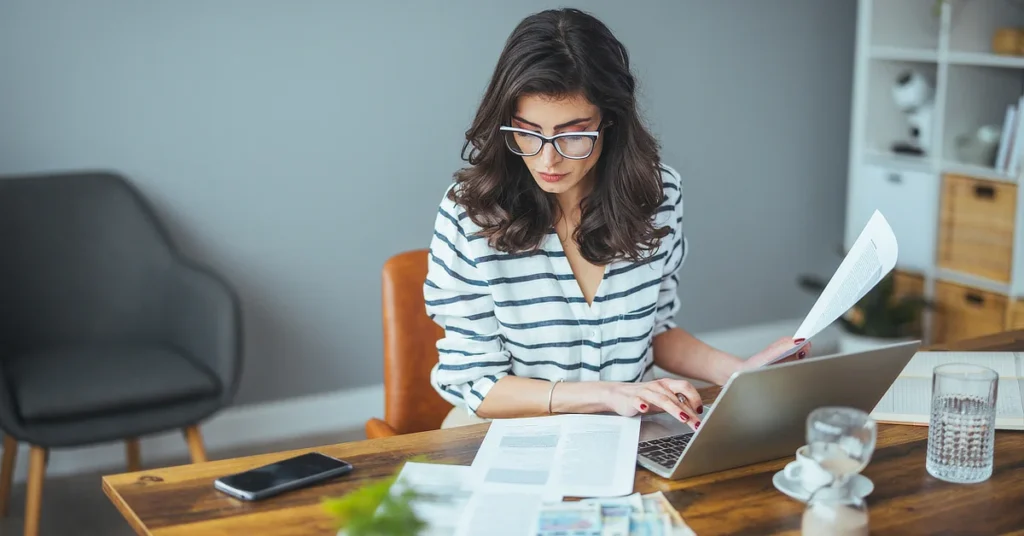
left=870, top=351, right=1024, bottom=430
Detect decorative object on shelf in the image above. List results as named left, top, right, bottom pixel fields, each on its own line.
left=991, top=27, right=1024, bottom=56
left=995, top=96, right=1024, bottom=175
left=322, top=458, right=431, bottom=536
left=954, top=124, right=1002, bottom=167
left=891, top=70, right=934, bottom=157
left=798, top=258, right=931, bottom=354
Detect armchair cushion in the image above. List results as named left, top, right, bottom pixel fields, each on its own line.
left=4, top=344, right=220, bottom=423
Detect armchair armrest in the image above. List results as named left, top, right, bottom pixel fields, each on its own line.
left=0, top=364, right=29, bottom=441
left=162, top=258, right=243, bottom=404
left=365, top=418, right=398, bottom=439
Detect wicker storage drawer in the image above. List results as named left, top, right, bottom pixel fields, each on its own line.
left=1008, top=300, right=1024, bottom=330
left=937, top=174, right=1017, bottom=283
left=931, top=280, right=1008, bottom=344
left=892, top=270, right=925, bottom=300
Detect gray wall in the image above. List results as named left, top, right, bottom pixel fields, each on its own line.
left=0, top=0, right=855, bottom=406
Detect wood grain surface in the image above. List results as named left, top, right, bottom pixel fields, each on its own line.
left=103, top=334, right=1024, bottom=535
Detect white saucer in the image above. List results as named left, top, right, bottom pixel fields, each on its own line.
left=772, top=470, right=874, bottom=503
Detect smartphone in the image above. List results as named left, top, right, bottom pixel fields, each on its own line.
left=213, top=452, right=353, bottom=501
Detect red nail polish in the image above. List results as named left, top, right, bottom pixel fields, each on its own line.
left=794, top=338, right=806, bottom=345
left=697, top=406, right=703, bottom=414
left=694, top=421, right=700, bottom=429
left=640, top=403, right=648, bottom=411
left=798, top=350, right=807, bottom=359
left=679, top=412, right=688, bottom=421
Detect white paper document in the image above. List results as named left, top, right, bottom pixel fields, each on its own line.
left=389, top=462, right=473, bottom=536
left=467, top=414, right=641, bottom=500
left=871, top=351, right=1024, bottom=430
left=453, top=491, right=545, bottom=536
left=765, top=210, right=899, bottom=365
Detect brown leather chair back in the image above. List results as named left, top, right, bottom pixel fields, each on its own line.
left=377, top=249, right=449, bottom=435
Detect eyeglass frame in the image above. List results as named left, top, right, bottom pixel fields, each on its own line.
left=498, top=121, right=613, bottom=160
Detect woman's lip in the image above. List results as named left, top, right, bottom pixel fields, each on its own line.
left=538, top=172, right=567, bottom=183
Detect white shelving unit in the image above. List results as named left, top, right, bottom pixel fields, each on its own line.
left=847, top=0, right=1024, bottom=344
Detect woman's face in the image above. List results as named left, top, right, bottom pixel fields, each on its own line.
left=509, top=93, right=604, bottom=200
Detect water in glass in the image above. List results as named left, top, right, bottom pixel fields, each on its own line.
left=806, top=407, right=877, bottom=488
left=926, top=363, right=998, bottom=484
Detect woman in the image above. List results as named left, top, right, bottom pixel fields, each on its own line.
left=424, top=8, right=809, bottom=429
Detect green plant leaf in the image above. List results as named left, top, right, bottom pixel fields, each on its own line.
left=321, top=455, right=438, bottom=536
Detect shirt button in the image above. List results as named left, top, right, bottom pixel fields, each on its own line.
left=591, top=328, right=600, bottom=339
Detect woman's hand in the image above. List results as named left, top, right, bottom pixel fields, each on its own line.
left=742, top=337, right=812, bottom=370
left=606, top=378, right=705, bottom=427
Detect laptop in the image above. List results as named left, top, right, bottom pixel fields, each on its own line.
left=636, top=339, right=921, bottom=480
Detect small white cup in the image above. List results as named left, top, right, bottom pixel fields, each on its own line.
left=783, top=445, right=833, bottom=492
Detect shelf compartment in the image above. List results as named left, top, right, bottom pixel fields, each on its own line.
left=941, top=64, right=1021, bottom=169
left=937, top=174, right=1017, bottom=283
left=948, top=0, right=1024, bottom=54
left=864, top=60, right=939, bottom=157
left=870, top=0, right=941, bottom=50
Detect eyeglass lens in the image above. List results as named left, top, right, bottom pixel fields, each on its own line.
left=503, top=131, right=595, bottom=158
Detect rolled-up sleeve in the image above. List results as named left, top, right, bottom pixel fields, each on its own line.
left=653, top=166, right=688, bottom=337
left=424, top=194, right=511, bottom=415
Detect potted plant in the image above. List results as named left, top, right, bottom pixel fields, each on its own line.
left=798, top=267, right=931, bottom=354
left=322, top=457, right=444, bottom=536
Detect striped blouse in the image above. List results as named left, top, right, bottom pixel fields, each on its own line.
left=423, top=164, right=688, bottom=416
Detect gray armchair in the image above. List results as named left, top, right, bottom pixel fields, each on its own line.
left=0, top=170, right=243, bottom=536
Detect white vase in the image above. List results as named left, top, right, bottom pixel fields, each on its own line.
left=837, top=331, right=911, bottom=355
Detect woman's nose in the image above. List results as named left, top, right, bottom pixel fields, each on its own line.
left=539, top=142, right=562, bottom=167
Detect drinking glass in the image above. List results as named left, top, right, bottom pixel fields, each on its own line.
left=805, top=407, right=878, bottom=489
left=926, top=363, right=998, bottom=484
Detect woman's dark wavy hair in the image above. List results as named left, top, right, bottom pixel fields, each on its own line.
left=451, top=8, right=670, bottom=264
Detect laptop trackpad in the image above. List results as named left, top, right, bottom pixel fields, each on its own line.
left=639, top=412, right=694, bottom=442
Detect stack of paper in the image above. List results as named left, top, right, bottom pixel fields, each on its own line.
left=381, top=414, right=699, bottom=535
left=536, top=491, right=696, bottom=536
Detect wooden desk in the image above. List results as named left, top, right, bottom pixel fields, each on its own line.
left=104, top=334, right=1024, bottom=535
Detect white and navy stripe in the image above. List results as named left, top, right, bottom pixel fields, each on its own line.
left=425, top=165, right=688, bottom=415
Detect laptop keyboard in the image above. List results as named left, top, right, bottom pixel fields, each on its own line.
left=638, top=433, right=693, bottom=469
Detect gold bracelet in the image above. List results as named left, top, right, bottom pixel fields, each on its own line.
left=547, top=379, right=564, bottom=414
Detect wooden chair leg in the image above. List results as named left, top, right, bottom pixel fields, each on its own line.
left=183, top=425, right=207, bottom=463
left=24, top=446, right=46, bottom=536
left=125, top=438, right=141, bottom=472
left=0, top=435, right=17, bottom=517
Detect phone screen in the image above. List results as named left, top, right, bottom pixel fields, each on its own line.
left=217, top=452, right=352, bottom=494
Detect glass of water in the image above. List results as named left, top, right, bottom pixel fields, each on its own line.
left=926, top=363, right=998, bottom=484
left=806, top=407, right=877, bottom=489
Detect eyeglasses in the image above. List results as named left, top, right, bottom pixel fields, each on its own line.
left=499, top=123, right=611, bottom=160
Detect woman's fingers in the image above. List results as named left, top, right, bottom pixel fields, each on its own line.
left=644, top=384, right=702, bottom=428
left=634, top=397, right=650, bottom=414
left=656, top=379, right=704, bottom=416
left=638, top=388, right=695, bottom=425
